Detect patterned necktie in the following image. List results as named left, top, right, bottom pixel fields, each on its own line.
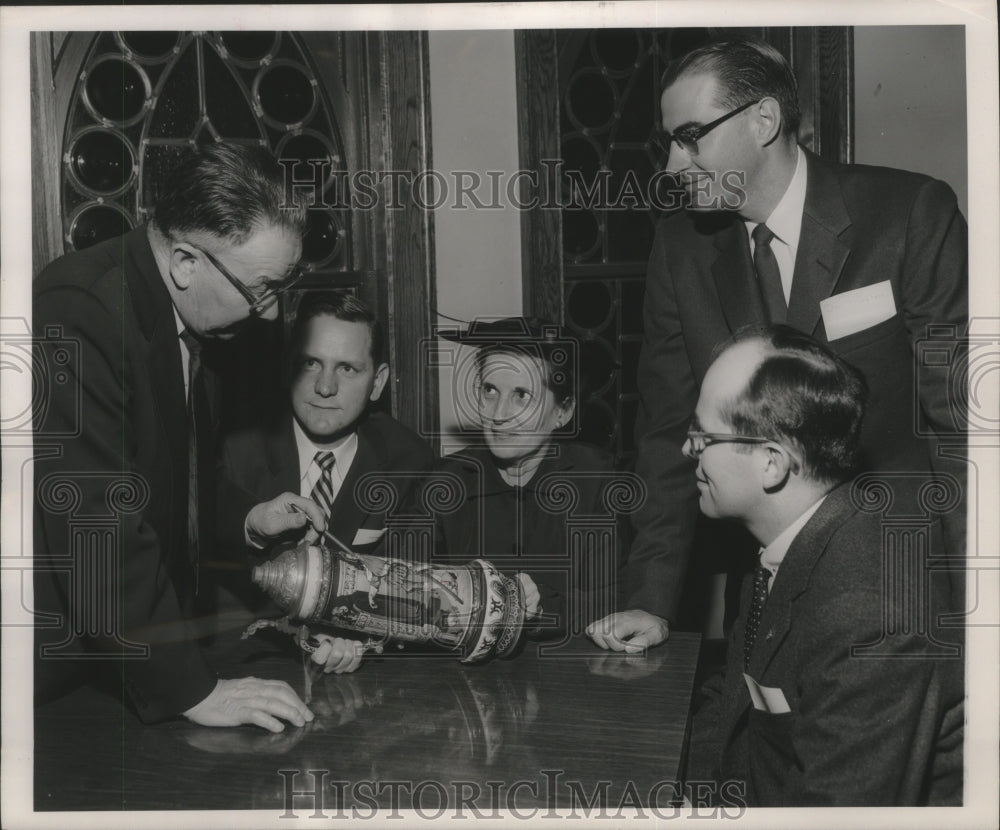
left=743, top=564, right=773, bottom=668
left=309, top=451, right=337, bottom=544
left=752, top=223, right=788, bottom=323
left=180, top=329, right=206, bottom=586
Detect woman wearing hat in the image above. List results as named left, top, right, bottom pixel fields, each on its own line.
left=430, top=317, right=629, bottom=641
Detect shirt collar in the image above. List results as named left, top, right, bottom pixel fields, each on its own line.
left=746, top=145, right=807, bottom=250
left=759, top=491, right=827, bottom=575
left=292, top=418, right=359, bottom=483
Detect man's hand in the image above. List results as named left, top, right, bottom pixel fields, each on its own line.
left=183, top=677, right=314, bottom=733
left=310, top=634, right=364, bottom=674
left=586, top=610, right=669, bottom=653
left=516, top=572, right=541, bottom=619
left=246, top=493, right=326, bottom=546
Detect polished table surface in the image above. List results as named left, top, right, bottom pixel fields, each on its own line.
left=34, top=629, right=701, bottom=814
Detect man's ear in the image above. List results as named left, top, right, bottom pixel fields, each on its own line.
left=760, top=441, right=798, bottom=492
left=369, top=363, right=389, bottom=402
left=168, top=245, right=197, bottom=290
left=753, top=97, right=783, bottom=147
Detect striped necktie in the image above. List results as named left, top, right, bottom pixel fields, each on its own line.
left=310, top=451, right=337, bottom=544
left=743, top=564, right=772, bottom=668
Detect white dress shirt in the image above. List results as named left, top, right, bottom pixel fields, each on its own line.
left=745, top=146, right=808, bottom=304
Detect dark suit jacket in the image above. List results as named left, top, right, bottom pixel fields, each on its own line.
left=688, top=484, right=964, bottom=806
left=628, top=150, right=968, bottom=623
left=33, top=226, right=217, bottom=722
left=217, top=410, right=435, bottom=607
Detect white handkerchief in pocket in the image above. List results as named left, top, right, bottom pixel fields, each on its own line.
left=352, top=528, right=386, bottom=546
left=820, top=280, right=896, bottom=340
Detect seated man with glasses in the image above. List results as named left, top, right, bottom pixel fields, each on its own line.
left=590, top=35, right=967, bottom=654
left=684, top=325, right=963, bottom=806
left=34, top=142, right=318, bottom=732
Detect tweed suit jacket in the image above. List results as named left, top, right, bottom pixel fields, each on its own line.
left=689, top=483, right=964, bottom=806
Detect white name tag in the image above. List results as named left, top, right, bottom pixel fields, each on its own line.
left=743, top=673, right=791, bottom=714
left=820, top=280, right=897, bottom=340
left=352, top=528, right=386, bottom=545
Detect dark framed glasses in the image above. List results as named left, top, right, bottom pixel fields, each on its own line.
left=683, top=428, right=772, bottom=460
left=188, top=241, right=303, bottom=316
left=652, top=99, right=758, bottom=158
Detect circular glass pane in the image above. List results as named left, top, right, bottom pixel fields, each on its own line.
left=120, top=32, right=179, bottom=61
left=68, top=129, right=135, bottom=194
left=70, top=204, right=134, bottom=250
left=219, top=31, right=279, bottom=63
left=566, top=71, right=616, bottom=131
left=592, top=29, right=642, bottom=73
left=257, top=64, right=315, bottom=125
left=568, top=281, right=613, bottom=331
left=562, top=208, right=601, bottom=262
left=302, top=209, right=343, bottom=265
left=279, top=131, right=337, bottom=198
left=85, top=58, right=147, bottom=123
left=581, top=337, right=618, bottom=393
left=580, top=397, right=617, bottom=449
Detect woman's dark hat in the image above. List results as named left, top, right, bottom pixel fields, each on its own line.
left=436, top=316, right=572, bottom=346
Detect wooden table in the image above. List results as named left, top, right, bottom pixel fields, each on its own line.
left=34, top=629, right=701, bottom=815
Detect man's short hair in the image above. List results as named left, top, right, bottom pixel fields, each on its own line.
left=662, top=38, right=801, bottom=137
left=289, top=290, right=385, bottom=368
left=719, top=325, right=868, bottom=484
left=151, top=142, right=307, bottom=243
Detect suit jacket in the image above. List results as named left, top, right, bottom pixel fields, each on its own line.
left=628, top=150, right=968, bottom=623
left=431, top=442, right=630, bottom=638
left=33, top=225, right=217, bottom=722
left=217, top=410, right=436, bottom=598
left=688, top=484, right=964, bottom=806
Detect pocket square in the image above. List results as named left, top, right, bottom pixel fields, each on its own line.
left=821, top=280, right=896, bottom=340
left=352, top=528, right=386, bottom=545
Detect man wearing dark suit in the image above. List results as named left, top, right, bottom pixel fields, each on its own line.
left=588, top=38, right=967, bottom=651
left=685, top=326, right=963, bottom=806
left=217, top=291, right=435, bottom=670
left=34, top=143, right=316, bottom=731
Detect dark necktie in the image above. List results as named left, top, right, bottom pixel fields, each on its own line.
left=310, top=451, right=337, bottom=545
left=180, top=330, right=208, bottom=588
left=752, top=223, right=788, bottom=323
left=743, top=564, right=772, bottom=668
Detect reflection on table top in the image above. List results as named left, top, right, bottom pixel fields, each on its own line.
left=35, top=630, right=701, bottom=814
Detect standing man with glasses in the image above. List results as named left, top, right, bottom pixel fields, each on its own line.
left=588, top=37, right=967, bottom=652
left=34, top=142, right=318, bottom=731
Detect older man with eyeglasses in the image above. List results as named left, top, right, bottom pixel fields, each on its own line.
left=34, top=142, right=316, bottom=731
left=588, top=36, right=967, bottom=653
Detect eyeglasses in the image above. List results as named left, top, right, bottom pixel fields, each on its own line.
left=652, top=99, right=758, bottom=158
left=188, top=241, right=303, bottom=316
left=683, top=429, right=772, bottom=460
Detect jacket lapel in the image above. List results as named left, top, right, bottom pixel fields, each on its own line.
left=747, top=484, right=857, bottom=677
left=709, top=215, right=766, bottom=331
left=786, top=151, right=852, bottom=336
left=122, top=227, right=188, bottom=487
left=329, top=429, right=379, bottom=542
